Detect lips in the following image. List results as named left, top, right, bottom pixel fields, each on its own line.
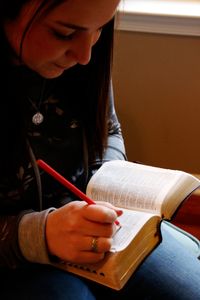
left=54, top=63, right=67, bottom=69
left=54, top=62, right=76, bottom=70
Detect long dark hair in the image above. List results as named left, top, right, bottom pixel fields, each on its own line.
left=0, top=0, right=114, bottom=162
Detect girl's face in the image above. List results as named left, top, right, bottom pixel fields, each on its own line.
left=4, top=0, right=120, bottom=78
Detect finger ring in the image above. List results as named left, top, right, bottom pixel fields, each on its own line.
left=91, top=237, right=98, bottom=253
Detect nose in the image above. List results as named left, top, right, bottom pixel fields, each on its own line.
left=70, top=30, right=101, bottom=65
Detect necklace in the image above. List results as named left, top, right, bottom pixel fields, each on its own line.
left=28, top=79, right=46, bottom=125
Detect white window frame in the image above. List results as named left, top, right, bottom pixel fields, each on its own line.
left=117, top=0, right=200, bottom=36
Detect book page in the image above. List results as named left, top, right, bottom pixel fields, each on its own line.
left=86, top=160, right=200, bottom=216
left=110, top=208, right=159, bottom=252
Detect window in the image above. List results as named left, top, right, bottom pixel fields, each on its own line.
left=117, top=0, right=200, bottom=36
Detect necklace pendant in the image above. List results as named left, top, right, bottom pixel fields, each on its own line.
left=32, top=112, right=44, bottom=125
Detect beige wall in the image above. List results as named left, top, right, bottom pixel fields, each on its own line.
left=112, top=30, right=200, bottom=173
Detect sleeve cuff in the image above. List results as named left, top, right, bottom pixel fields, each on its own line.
left=18, top=208, right=56, bottom=264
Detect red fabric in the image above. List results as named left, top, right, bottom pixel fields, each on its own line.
left=172, top=194, right=200, bottom=239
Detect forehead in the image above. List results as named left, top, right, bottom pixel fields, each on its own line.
left=46, top=0, right=120, bottom=29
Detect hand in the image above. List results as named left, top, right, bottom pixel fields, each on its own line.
left=46, top=201, right=122, bottom=264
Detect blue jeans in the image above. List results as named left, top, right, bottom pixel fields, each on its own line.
left=89, top=222, right=200, bottom=299
left=1, top=223, right=200, bottom=299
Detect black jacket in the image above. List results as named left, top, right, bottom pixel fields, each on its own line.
left=0, top=67, right=126, bottom=268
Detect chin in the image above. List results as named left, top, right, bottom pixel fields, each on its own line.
left=39, top=69, right=65, bottom=79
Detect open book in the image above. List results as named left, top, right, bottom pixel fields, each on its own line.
left=56, top=160, right=200, bottom=290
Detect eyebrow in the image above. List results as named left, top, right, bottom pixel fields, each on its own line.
left=55, top=20, right=88, bottom=31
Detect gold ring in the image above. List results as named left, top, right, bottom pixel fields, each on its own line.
left=91, top=237, right=98, bottom=253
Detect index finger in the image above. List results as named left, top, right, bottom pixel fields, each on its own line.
left=83, top=204, right=118, bottom=224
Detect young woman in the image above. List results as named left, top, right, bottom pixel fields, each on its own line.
left=1, top=0, right=200, bottom=299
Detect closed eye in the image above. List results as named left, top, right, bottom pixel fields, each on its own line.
left=52, top=30, right=75, bottom=41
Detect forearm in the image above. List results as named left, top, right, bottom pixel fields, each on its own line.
left=0, top=212, right=27, bottom=268
left=0, top=208, right=55, bottom=268
left=18, top=208, right=55, bottom=264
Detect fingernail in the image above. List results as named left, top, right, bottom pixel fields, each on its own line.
left=116, top=209, right=123, bottom=217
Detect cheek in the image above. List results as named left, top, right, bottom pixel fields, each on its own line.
left=23, top=28, right=63, bottom=63
left=24, top=36, right=60, bottom=64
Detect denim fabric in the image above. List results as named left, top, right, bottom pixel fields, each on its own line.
left=1, top=224, right=200, bottom=299
left=0, top=265, right=95, bottom=300
left=89, top=223, right=200, bottom=299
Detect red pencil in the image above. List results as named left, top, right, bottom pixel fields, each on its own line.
left=37, top=159, right=120, bottom=225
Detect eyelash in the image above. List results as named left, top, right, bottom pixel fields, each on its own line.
left=53, top=31, right=75, bottom=41
left=52, top=28, right=102, bottom=41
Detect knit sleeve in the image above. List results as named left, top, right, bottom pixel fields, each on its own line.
left=0, top=211, right=30, bottom=268
left=89, top=82, right=127, bottom=176
left=0, top=208, right=56, bottom=268
left=18, top=208, right=55, bottom=264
